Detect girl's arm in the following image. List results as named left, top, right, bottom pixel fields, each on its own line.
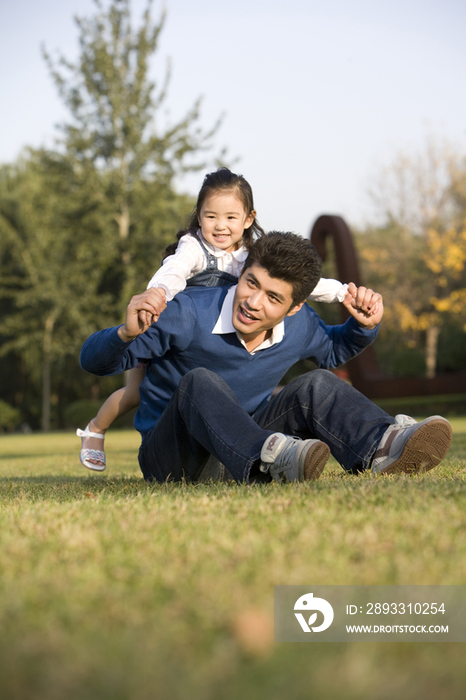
left=309, top=278, right=348, bottom=303
left=310, top=279, right=381, bottom=316
left=146, top=234, right=206, bottom=301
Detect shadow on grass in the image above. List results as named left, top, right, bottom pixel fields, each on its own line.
left=0, top=475, right=142, bottom=484
left=0, top=449, right=138, bottom=460
left=0, top=475, right=148, bottom=501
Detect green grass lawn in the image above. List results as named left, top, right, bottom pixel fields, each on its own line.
left=1, top=419, right=466, bottom=700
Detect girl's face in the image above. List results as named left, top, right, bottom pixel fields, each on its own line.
left=198, top=190, right=255, bottom=253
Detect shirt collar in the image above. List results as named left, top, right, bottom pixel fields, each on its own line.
left=212, top=286, right=285, bottom=354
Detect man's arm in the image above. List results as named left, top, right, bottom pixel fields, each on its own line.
left=299, top=285, right=383, bottom=369
left=80, top=288, right=169, bottom=376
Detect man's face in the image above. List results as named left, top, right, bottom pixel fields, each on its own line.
left=232, top=263, right=304, bottom=347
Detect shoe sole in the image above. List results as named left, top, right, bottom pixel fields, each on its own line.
left=79, top=454, right=106, bottom=472
left=302, top=442, right=331, bottom=480
left=377, top=418, right=452, bottom=475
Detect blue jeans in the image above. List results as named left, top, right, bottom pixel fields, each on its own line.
left=138, top=368, right=394, bottom=483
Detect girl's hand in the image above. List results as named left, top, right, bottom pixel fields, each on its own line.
left=118, top=288, right=167, bottom=341
left=345, top=282, right=381, bottom=317
left=137, top=288, right=167, bottom=326
left=343, top=283, right=383, bottom=328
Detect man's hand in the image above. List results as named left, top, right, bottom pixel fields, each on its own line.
left=342, top=283, right=383, bottom=329
left=117, top=288, right=167, bottom=342
left=137, top=287, right=166, bottom=327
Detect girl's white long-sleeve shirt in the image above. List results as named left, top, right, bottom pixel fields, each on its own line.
left=147, top=231, right=348, bottom=303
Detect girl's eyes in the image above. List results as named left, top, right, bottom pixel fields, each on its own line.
left=204, top=214, right=238, bottom=220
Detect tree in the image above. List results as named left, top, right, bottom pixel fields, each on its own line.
left=0, top=0, right=224, bottom=430
left=0, top=152, right=116, bottom=430
left=42, top=0, right=222, bottom=309
left=360, top=138, right=466, bottom=378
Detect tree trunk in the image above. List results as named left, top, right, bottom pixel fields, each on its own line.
left=41, top=315, right=56, bottom=432
left=117, top=201, right=131, bottom=264
left=425, top=325, right=440, bottom=379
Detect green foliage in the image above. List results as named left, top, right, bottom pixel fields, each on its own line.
left=0, top=153, right=118, bottom=430
left=0, top=154, right=116, bottom=351
left=42, top=0, right=221, bottom=305
left=63, top=399, right=104, bottom=428
left=0, top=0, right=224, bottom=430
left=0, top=426, right=465, bottom=698
left=63, top=397, right=136, bottom=428
left=0, top=399, right=21, bottom=431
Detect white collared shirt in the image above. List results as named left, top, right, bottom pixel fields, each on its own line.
left=147, top=231, right=248, bottom=301
left=212, top=286, right=285, bottom=355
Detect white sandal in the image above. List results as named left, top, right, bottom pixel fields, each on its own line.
left=77, top=425, right=106, bottom=471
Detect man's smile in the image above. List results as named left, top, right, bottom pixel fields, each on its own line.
left=237, top=305, right=259, bottom=324
left=231, top=263, right=303, bottom=352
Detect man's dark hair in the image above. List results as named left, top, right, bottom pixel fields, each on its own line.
left=242, top=231, right=323, bottom=305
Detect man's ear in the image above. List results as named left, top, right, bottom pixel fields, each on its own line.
left=286, top=301, right=305, bottom=317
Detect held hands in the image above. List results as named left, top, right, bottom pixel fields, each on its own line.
left=342, top=282, right=384, bottom=329
left=117, top=288, right=167, bottom=342
left=137, top=287, right=167, bottom=327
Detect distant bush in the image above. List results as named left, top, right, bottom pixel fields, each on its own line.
left=0, top=399, right=21, bottom=432
left=63, top=400, right=102, bottom=429
left=64, top=399, right=136, bottom=429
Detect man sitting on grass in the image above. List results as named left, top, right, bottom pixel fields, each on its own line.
left=80, top=231, right=452, bottom=483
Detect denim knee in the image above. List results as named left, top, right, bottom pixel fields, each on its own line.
left=179, top=367, right=224, bottom=393
left=307, top=369, right=338, bottom=386
left=290, top=369, right=338, bottom=396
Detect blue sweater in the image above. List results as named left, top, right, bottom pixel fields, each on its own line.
left=80, top=285, right=378, bottom=436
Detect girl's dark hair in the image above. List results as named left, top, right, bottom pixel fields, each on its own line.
left=242, top=231, right=323, bottom=305
left=162, top=168, right=264, bottom=259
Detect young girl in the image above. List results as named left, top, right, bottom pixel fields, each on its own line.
left=77, top=168, right=359, bottom=471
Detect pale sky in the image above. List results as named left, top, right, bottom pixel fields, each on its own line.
left=1, top=0, right=465, bottom=236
